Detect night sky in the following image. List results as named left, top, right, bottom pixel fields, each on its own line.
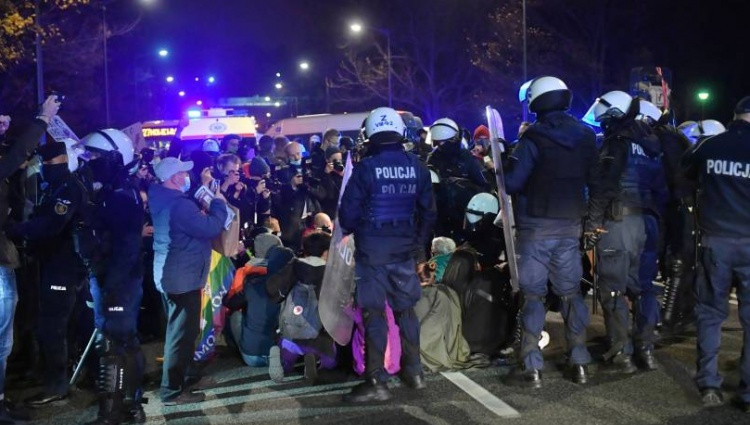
left=29, top=0, right=750, bottom=129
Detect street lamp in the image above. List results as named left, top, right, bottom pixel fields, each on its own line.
left=350, top=21, right=392, bottom=108
left=697, top=90, right=710, bottom=120
left=275, top=82, right=283, bottom=90
left=158, top=48, right=169, bottom=57
left=299, top=61, right=310, bottom=71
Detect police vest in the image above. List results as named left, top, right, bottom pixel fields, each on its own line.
left=525, top=132, right=596, bottom=219
left=694, top=120, right=750, bottom=236
left=617, top=135, right=664, bottom=212
left=366, top=151, right=420, bottom=227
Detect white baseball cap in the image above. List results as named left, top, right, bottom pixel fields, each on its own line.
left=154, top=157, right=193, bottom=181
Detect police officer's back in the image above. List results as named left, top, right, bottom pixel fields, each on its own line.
left=682, top=96, right=750, bottom=413
left=340, top=107, right=436, bottom=403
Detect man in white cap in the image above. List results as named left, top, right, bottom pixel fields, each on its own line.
left=148, top=157, right=228, bottom=405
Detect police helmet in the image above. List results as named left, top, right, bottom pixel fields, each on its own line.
left=81, top=129, right=135, bottom=166
left=582, top=91, right=633, bottom=127
left=465, top=192, right=499, bottom=224
left=687, top=119, right=726, bottom=140
left=636, top=99, right=662, bottom=126
left=61, top=138, right=86, bottom=172
left=430, top=118, right=460, bottom=142
left=520, top=76, right=572, bottom=113
left=364, top=107, right=406, bottom=139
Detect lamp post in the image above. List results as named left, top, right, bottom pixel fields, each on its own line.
left=350, top=22, right=392, bottom=108
left=522, top=0, right=528, bottom=122
left=697, top=91, right=710, bottom=120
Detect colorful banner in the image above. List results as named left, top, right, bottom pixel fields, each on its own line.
left=194, top=251, right=236, bottom=361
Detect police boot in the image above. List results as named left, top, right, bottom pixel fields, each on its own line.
left=565, top=364, right=589, bottom=385
left=87, top=337, right=126, bottom=425
left=507, top=367, right=542, bottom=389
left=399, top=372, right=426, bottom=390
left=342, top=378, right=393, bottom=403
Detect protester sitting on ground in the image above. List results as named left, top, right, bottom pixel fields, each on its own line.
left=429, top=236, right=457, bottom=283
left=266, top=232, right=335, bottom=384
left=414, top=258, right=487, bottom=372
left=223, top=244, right=294, bottom=367
left=302, top=212, right=333, bottom=239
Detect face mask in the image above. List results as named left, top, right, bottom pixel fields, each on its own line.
left=42, top=163, right=70, bottom=184
left=180, top=175, right=191, bottom=193
left=289, top=159, right=301, bottom=166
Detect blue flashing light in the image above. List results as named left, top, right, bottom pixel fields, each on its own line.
left=208, top=76, right=216, bottom=84
left=187, top=109, right=201, bottom=119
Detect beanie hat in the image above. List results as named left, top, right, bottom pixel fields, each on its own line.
left=254, top=233, right=283, bottom=259
left=249, top=157, right=271, bottom=177
left=473, top=125, right=490, bottom=140
left=202, top=139, right=220, bottom=153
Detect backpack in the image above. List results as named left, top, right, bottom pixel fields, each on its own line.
left=279, top=282, right=322, bottom=340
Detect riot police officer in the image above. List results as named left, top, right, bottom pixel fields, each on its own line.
left=583, top=91, right=668, bottom=373
left=8, top=141, right=88, bottom=405
left=78, top=129, right=145, bottom=424
left=426, top=117, right=488, bottom=189
left=636, top=100, right=696, bottom=330
left=682, top=96, right=750, bottom=413
left=340, top=107, right=436, bottom=402
left=504, top=76, right=598, bottom=387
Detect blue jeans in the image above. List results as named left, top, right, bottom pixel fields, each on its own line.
left=0, top=266, right=17, bottom=397
left=695, top=236, right=750, bottom=402
left=517, top=237, right=591, bottom=370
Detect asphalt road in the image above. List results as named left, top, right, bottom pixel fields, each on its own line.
left=14, top=298, right=749, bottom=425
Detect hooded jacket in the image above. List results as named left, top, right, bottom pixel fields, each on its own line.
left=148, top=183, right=227, bottom=294
left=505, top=110, right=598, bottom=239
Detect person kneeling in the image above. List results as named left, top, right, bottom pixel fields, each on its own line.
left=266, top=232, right=336, bottom=384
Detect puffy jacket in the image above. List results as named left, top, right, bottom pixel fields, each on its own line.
left=149, top=183, right=227, bottom=294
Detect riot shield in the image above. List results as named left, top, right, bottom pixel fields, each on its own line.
left=319, top=155, right=357, bottom=345
left=486, top=106, right=519, bottom=292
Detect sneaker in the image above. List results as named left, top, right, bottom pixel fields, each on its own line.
left=700, top=387, right=724, bottom=407
left=162, top=391, right=205, bottom=406
left=268, top=346, right=284, bottom=383
left=538, top=331, right=550, bottom=350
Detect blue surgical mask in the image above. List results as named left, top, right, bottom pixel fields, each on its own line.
left=180, top=175, right=191, bottom=193
left=290, top=159, right=301, bottom=166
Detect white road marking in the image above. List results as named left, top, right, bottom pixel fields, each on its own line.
left=440, top=372, right=520, bottom=418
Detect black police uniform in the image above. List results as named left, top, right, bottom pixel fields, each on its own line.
left=682, top=117, right=750, bottom=407
left=340, top=141, right=436, bottom=401
left=653, top=124, right=696, bottom=328
left=504, top=110, right=597, bottom=377
left=586, top=119, right=667, bottom=368
left=13, top=159, right=88, bottom=400
left=84, top=179, right=146, bottom=424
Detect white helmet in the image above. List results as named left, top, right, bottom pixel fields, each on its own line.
left=583, top=91, right=633, bottom=127
left=520, top=76, right=572, bottom=113
left=364, top=107, right=406, bottom=138
left=637, top=99, right=662, bottom=125
left=465, top=193, right=499, bottom=224
left=430, top=117, right=459, bottom=142
left=677, top=120, right=697, bottom=139
left=61, top=138, right=85, bottom=172
left=688, top=119, right=726, bottom=140
left=82, top=129, right=135, bottom=166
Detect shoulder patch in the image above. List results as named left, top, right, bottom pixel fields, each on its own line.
left=54, top=201, right=69, bottom=215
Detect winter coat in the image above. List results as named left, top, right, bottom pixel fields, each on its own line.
left=148, top=183, right=227, bottom=294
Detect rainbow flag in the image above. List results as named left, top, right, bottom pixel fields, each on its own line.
left=194, top=251, right=236, bottom=361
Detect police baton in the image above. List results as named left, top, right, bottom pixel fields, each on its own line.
left=70, top=328, right=98, bottom=386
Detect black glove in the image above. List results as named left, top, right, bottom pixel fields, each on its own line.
left=581, top=229, right=605, bottom=251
